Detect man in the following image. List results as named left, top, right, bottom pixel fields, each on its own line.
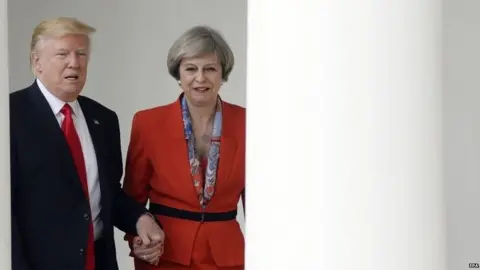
left=10, top=17, right=164, bottom=270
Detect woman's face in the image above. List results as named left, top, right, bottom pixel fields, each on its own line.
left=178, top=52, right=223, bottom=107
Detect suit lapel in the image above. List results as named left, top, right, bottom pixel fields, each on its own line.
left=26, top=83, right=85, bottom=199
left=78, top=98, right=103, bottom=158
left=78, top=97, right=113, bottom=212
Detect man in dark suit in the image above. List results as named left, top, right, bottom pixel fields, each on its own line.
left=10, top=17, right=164, bottom=270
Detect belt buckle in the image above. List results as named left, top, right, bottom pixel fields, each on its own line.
left=200, top=212, right=205, bottom=222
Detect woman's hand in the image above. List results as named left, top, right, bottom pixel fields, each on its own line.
left=132, top=235, right=164, bottom=265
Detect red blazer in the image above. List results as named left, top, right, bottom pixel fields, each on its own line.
left=123, top=96, right=245, bottom=267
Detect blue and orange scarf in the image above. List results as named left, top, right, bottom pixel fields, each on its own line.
left=181, top=96, right=222, bottom=209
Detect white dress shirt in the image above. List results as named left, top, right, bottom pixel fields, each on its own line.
left=36, top=78, right=103, bottom=240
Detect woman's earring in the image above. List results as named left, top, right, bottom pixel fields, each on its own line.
left=177, top=80, right=181, bottom=86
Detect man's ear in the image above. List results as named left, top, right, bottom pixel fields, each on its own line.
left=31, top=52, right=41, bottom=74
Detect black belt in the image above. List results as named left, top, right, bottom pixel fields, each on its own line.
left=149, top=203, right=237, bottom=222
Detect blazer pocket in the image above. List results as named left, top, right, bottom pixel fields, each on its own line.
left=208, top=221, right=245, bottom=267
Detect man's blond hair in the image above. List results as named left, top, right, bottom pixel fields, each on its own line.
left=30, top=17, right=96, bottom=71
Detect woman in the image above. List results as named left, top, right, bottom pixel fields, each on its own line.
left=123, top=25, right=245, bottom=270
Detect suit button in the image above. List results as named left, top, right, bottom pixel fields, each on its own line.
left=84, top=213, right=90, bottom=220
left=79, top=248, right=84, bottom=255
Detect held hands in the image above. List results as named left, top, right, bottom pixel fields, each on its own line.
left=133, top=236, right=163, bottom=265
left=134, top=213, right=165, bottom=265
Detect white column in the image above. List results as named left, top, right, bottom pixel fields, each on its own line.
left=246, top=1, right=446, bottom=270
left=0, top=0, right=10, bottom=269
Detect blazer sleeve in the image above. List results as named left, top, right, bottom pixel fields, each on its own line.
left=122, top=112, right=155, bottom=252
left=109, top=112, right=148, bottom=235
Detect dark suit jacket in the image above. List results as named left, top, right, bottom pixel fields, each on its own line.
left=10, top=81, right=147, bottom=270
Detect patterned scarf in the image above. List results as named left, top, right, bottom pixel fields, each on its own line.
left=181, top=95, right=222, bottom=209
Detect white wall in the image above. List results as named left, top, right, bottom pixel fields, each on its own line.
left=443, top=0, right=480, bottom=269
left=7, top=1, right=246, bottom=269
left=246, top=1, right=447, bottom=269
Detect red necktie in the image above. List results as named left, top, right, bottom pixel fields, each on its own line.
left=60, top=104, right=95, bottom=270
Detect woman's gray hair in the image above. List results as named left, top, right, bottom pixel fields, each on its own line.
left=167, top=25, right=235, bottom=81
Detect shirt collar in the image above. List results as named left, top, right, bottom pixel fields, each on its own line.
left=36, top=78, right=81, bottom=116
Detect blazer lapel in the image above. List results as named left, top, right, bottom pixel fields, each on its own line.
left=162, top=97, right=238, bottom=207
left=163, top=100, right=202, bottom=206
left=216, top=101, right=238, bottom=189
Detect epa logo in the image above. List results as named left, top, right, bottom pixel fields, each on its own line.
left=470, top=263, right=480, bottom=268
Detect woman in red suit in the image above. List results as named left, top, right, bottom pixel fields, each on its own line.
left=123, top=25, right=245, bottom=269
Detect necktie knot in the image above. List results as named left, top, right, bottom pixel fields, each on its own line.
left=60, top=103, right=73, bottom=117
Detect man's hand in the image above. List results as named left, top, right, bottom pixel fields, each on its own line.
left=134, top=213, right=165, bottom=264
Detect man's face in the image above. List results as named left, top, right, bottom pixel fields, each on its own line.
left=33, top=34, right=90, bottom=102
